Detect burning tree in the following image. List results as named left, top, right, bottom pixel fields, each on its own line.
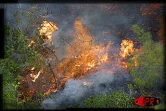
left=16, top=17, right=113, bottom=97
left=2, top=4, right=61, bottom=109
left=48, top=19, right=112, bottom=91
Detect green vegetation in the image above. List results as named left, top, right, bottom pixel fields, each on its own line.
left=127, top=24, right=164, bottom=91
left=2, top=59, right=19, bottom=109
left=1, top=25, right=41, bottom=109
left=127, top=24, right=165, bottom=109
left=1, top=5, right=58, bottom=109
left=75, top=90, right=137, bottom=108
left=154, top=104, right=166, bottom=110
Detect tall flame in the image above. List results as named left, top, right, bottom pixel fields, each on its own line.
left=57, top=19, right=112, bottom=81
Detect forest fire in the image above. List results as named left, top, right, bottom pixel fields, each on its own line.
left=24, top=19, right=140, bottom=96
left=56, top=19, right=112, bottom=82
left=19, top=19, right=115, bottom=98
left=19, top=18, right=141, bottom=99
left=4, top=4, right=164, bottom=109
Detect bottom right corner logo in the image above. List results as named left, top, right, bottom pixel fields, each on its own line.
left=134, top=96, right=160, bottom=107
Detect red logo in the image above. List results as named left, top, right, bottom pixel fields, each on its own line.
left=134, top=96, right=160, bottom=107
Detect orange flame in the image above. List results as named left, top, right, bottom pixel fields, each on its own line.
left=119, top=39, right=134, bottom=68
left=39, top=21, right=58, bottom=41
left=57, top=19, right=112, bottom=80
left=119, top=39, right=134, bottom=59
left=44, top=86, right=58, bottom=95
left=101, top=54, right=108, bottom=62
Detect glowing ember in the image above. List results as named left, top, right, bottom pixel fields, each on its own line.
left=44, top=87, right=58, bottom=95
left=31, top=67, right=35, bottom=70
left=39, top=21, right=58, bottom=41
left=87, top=61, right=96, bottom=69
left=121, top=61, right=128, bottom=68
left=44, top=89, right=51, bottom=95
left=83, top=81, right=93, bottom=86
left=30, top=69, right=43, bottom=82
left=119, top=39, right=134, bottom=59
left=101, top=54, right=108, bottom=62
left=28, top=40, right=35, bottom=47
left=133, top=56, right=138, bottom=67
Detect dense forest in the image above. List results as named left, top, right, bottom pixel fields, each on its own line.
left=1, top=3, right=165, bottom=109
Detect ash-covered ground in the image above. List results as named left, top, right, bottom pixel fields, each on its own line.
left=4, top=3, right=163, bottom=109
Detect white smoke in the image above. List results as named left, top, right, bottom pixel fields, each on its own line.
left=41, top=63, right=132, bottom=110
left=41, top=70, right=115, bottom=109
